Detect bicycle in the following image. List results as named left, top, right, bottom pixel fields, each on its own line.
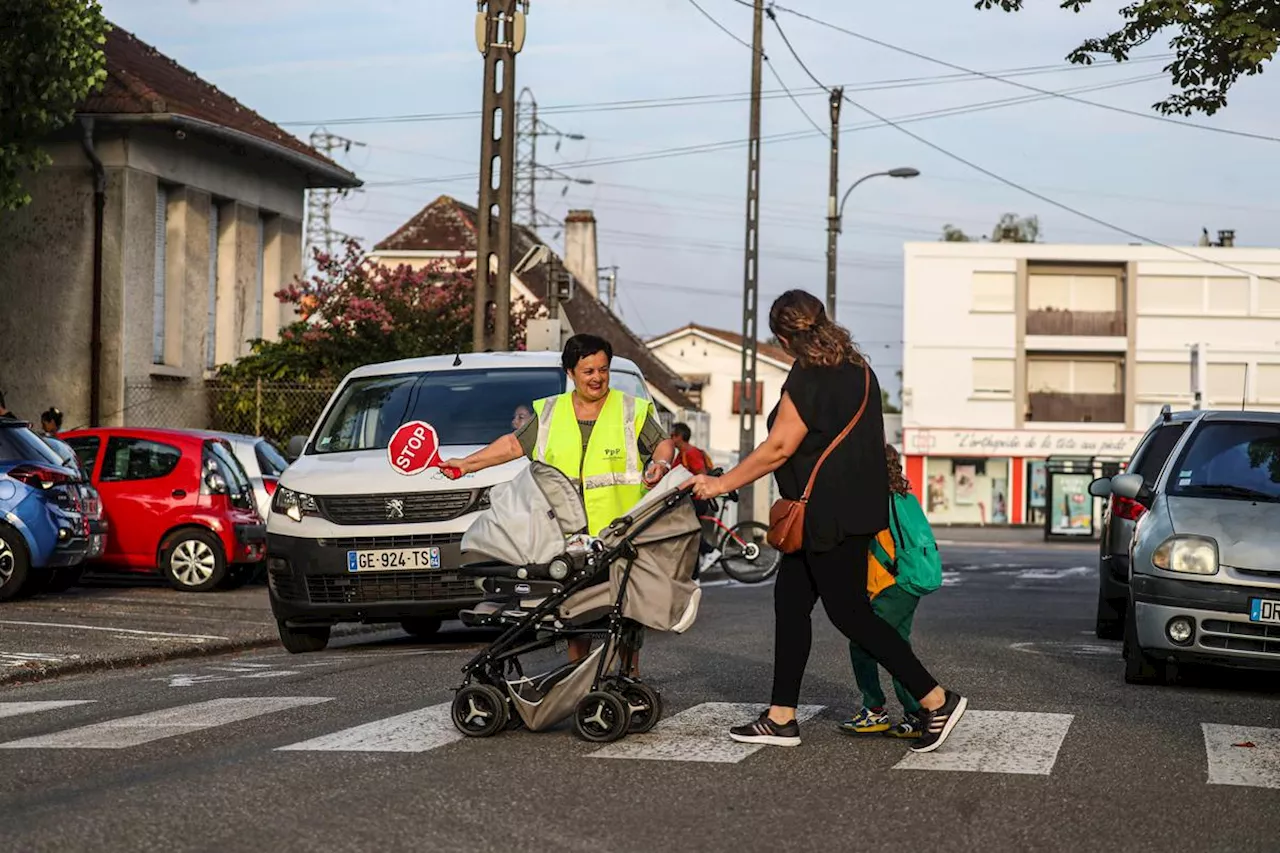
left=694, top=477, right=782, bottom=584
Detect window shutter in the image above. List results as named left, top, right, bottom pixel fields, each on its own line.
left=731, top=381, right=764, bottom=415
left=254, top=215, right=266, bottom=340
left=152, top=186, right=168, bottom=365
left=206, top=204, right=219, bottom=370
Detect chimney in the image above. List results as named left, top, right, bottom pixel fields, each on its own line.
left=563, top=209, right=598, bottom=298
left=1217, top=229, right=1235, bottom=248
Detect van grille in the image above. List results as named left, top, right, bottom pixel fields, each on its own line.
left=317, top=533, right=463, bottom=550
left=305, top=571, right=477, bottom=604
left=317, top=491, right=477, bottom=525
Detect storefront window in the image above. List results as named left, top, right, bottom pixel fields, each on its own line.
left=924, top=457, right=1009, bottom=525
left=1026, top=461, right=1048, bottom=526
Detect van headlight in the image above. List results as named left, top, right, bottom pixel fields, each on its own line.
left=273, top=485, right=319, bottom=523
left=476, top=488, right=493, bottom=511
left=1153, top=536, right=1218, bottom=575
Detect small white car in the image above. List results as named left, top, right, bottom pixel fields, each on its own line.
left=205, top=432, right=290, bottom=519
left=265, top=351, right=657, bottom=653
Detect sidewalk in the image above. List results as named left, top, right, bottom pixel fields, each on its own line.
left=0, top=577, right=378, bottom=687
left=932, top=525, right=1096, bottom=549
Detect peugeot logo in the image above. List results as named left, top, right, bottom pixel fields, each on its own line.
left=385, top=498, right=405, bottom=520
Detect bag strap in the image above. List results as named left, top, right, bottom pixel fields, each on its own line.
left=890, top=495, right=906, bottom=546
left=800, top=363, right=870, bottom=502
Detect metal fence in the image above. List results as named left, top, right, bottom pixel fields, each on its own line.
left=123, top=379, right=337, bottom=447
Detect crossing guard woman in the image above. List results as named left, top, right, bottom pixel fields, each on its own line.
left=442, top=334, right=678, bottom=662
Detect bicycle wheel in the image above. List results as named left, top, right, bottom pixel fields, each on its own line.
left=717, top=521, right=781, bottom=584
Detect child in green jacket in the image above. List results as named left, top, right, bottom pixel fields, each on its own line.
left=839, top=445, right=926, bottom=739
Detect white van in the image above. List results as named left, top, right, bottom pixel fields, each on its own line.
left=265, top=351, right=657, bottom=652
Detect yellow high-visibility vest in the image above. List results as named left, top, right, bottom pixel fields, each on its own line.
left=532, top=389, right=651, bottom=536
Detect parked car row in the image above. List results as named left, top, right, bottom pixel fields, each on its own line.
left=0, top=418, right=286, bottom=599
left=1090, top=406, right=1280, bottom=686
left=0, top=421, right=94, bottom=600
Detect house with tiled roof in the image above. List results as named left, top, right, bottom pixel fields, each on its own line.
left=0, top=25, right=361, bottom=429
left=645, top=323, right=795, bottom=520
left=369, top=196, right=697, bottom=418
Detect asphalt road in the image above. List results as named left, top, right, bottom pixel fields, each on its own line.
left=1, top=543, right=1278, bottom=852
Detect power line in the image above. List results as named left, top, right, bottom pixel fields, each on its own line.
left=277, top=55, right=1174, bottom=128
left=305, top=129, right=365, bottom=263
left=763, top=12, right=1280, bottom=285
left=751, top=0, right=1280, bottom=146
left=362, top=72, right=1163, bottom=189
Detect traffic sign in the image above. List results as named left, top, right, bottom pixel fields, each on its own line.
left=387, top=421, right=442, bottom=476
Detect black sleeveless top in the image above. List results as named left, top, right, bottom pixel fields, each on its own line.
left=768, top=361, right=889, bottom=552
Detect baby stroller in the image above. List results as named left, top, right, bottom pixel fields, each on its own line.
left=450, top=461, right=702, bottom=743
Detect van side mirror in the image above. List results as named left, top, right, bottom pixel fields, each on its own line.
left=286, top=435, right=307, bottom=461
left=1110, top=473, right=1145, bottom=500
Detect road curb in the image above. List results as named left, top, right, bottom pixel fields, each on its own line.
left=0, top=624, right=386, bottom=688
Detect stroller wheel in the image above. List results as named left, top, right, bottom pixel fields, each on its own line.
left=617, top=682, right=663, bottom=734
left=451, top=684, right=509, bottom=737
left=573, top=690, right=631, bottom=743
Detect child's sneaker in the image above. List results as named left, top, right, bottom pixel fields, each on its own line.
left=837, top=706, right=890, bottom=735
left=885, top=712, right=923, bottom=739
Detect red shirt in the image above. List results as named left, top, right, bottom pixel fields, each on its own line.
left=678, top=445, right=711, bottom=475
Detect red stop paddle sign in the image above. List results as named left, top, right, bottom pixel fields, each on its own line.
left=387, top=421, right=461, bottom=478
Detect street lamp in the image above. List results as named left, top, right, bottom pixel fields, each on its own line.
left=826, top=167, right=919, bottom=319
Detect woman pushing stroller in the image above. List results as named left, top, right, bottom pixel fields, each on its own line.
left=444, top=333, right=678, bottom=666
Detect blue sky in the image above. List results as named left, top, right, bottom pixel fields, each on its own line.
left=102, top=0, right=1280, bottom=385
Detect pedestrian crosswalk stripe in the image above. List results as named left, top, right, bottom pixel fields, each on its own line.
left=1202, top=723, right=1280, bottom=790
left=588, top=702, right=825, bottom=763
left=893, top=711, right=1074, bottom=775
left=278, top=703, right=459, bottom=753
left=0, top=697, right=331, bottom=750
left=0, top=701, right=94, bottom=720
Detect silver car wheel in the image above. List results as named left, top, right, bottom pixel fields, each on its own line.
left=0, top=538, right=14, bottom=586
left=171, top=539, right=217, bottom=587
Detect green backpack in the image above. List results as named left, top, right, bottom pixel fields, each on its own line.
left=870, top=493, right=943, bottom=597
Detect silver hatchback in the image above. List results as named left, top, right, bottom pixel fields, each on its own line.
left=1104, top=411, right=1280, bottom=684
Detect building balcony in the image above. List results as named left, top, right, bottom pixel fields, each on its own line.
left=1026, top=392, right=1125, bottom=424
left=1026, top=309, right=1125, bottom=337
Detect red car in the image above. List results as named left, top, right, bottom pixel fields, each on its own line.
left=62, top=428, right=266, bottom=591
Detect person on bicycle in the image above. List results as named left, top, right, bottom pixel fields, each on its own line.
left=671, top=423, right=717, bottom=575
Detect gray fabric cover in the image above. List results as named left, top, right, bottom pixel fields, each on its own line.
left=559, top=467, right=701, bottom=632
left=460, top=461, right=589, bottom=567
left=505, top=641, right=616, bottom=732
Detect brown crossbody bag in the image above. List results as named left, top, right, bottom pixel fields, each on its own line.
left=766, top=363, right=871, bottom=554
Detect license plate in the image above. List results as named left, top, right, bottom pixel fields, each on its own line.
left=346, top=547, right=441, bottom=573
left=1249, top=598, right=1280, bottom=624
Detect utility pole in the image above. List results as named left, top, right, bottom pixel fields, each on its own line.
left=598, top=265, right=618, bottom=313
left=305, top=129, right=364, bottom=265
left=824, top=87, right=842, bottom=320
left=737, top=0, right=765, bottom=521
left=473, top=0, right=527, bottom=352
left=515, top=87, right=588, bottom=237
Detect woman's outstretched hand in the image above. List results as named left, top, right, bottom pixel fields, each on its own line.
left=684, top=474, right=725, bottom=501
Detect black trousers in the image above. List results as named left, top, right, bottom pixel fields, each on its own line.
left=770, top=535, right=938, bottom=708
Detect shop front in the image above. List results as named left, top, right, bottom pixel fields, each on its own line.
left=903, top=427, right=1144, bottom=527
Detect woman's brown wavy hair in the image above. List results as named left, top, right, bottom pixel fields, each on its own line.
left=768, top=290, right=862, bottom=368
left=885, top=444, right=911, bottom=496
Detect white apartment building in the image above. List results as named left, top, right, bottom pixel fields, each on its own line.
left=902, top=241, right=1280, bottom=528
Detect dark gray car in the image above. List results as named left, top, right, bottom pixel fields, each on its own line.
left=1089, top=407, right=1196, bottom=639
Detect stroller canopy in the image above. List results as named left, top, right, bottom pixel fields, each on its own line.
left=461, top=462, right=589, bottom=567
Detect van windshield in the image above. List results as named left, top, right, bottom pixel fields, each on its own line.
left=312, top=368, right=566, bottom=454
